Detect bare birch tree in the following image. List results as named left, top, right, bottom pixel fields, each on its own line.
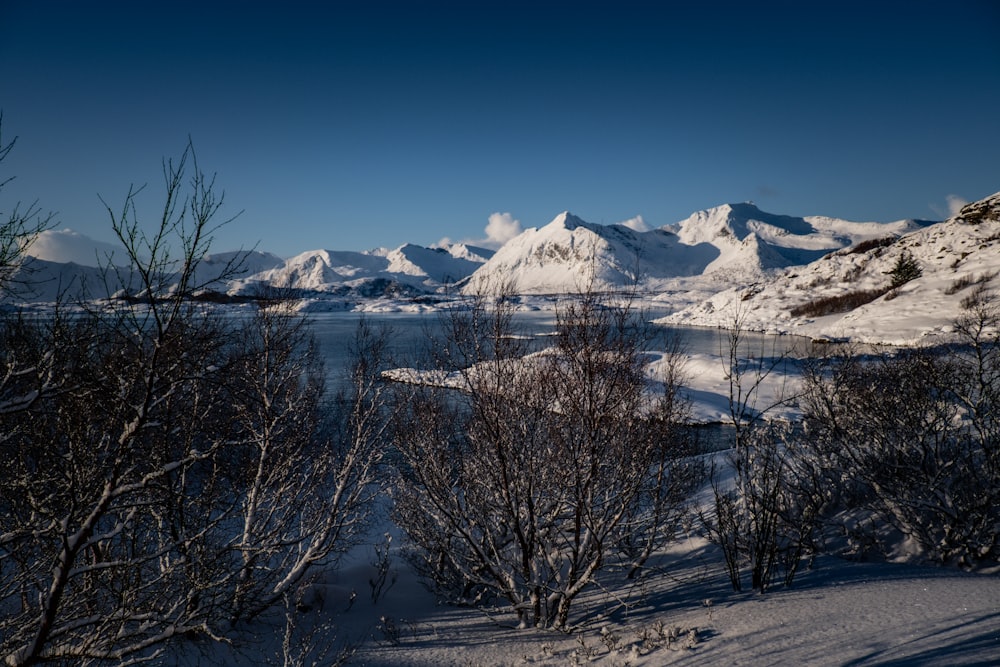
left=0, top=115, right=54, bottom=297
left=225, top=306, right=392, bottom=622
left=391, top=286, right=700, bottom=630
left=0, top=145, right=240, bottom=665
left=0, top=142, right=391, bottom=664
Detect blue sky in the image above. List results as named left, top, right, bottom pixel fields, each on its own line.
left=2, top=1, right=999, bottom=257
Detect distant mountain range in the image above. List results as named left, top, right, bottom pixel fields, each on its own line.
left=16, top=193, right=1000, bottom=346
left=12, top=202, right=935, bottom=306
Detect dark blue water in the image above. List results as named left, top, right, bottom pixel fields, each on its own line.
left=306, top=310, right=811, bottom=378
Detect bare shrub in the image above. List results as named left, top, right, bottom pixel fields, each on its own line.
left=796, top=295, right=1000, bottom=568
left=707, top=424, right=817, bottom=592
left=946, top=272, right=994, bottom=295
left=844, top=236, right=897, bottom=255
left=961, top=283, right=993, bottom=310
left=703, top=307, right=812, bottom=593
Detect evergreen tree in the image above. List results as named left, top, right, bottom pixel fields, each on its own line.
left=889, top=249, right=922, bottom=288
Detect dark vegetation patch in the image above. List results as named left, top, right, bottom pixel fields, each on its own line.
left=945, top=272, right=995, bottom=295
left=842, top=236, right=897, bottom=255
left=789, top=286, right=891, bottom=318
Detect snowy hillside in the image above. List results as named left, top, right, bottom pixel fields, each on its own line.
left=464, top=206, right=931, bottom=295
left=661, top=192, right=1000, bottom=345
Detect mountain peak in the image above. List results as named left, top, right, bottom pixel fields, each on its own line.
left=546, top=211, right=590, bottom=230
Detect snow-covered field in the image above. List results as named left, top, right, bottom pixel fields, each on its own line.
left=338, top=546, right=1000, bottom=666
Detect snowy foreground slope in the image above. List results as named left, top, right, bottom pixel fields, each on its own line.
left=661, top=193, right=1000, bottom=345
left=201, top=509, right=1000, bottom=666
left=330, top=545, right=1000, bottom=666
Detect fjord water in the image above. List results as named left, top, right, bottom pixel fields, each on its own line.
left=305, top=310, right=811, bottom=380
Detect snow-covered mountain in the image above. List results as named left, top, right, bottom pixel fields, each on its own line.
left=660, top=192, right=1000, bottom=345
left=665, top=203, right=928, bottom=277
left=22, top=228, right=126, bottom=267
left=3, top=256, right=116, bottom=302
left=464, top=206, right=930, bottom=294
left=10, top=226, right=493, bottom=302
left=7, top=203, right=945, bottom=320
left=231, top=243, right=493, bottom=298
left=463, top=211, right=715, bottom=294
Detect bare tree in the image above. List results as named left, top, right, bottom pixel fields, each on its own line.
left=226, top=305, right=392, bottom=622
left=1, top=143, right=396, bottom=664
left=0, top=116, right=61, bottom=418
left=0, top=143, right=250, bottom=666
left=390, top=285, right=700, bottom=630
left=703, top=303, right=811, bottom=592
left=0, top=114, right=54, bottom=297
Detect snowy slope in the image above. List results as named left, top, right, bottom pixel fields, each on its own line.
left=661, top=192, right=1000, bottom=345
left=378, top=243, right=489, bottom=284
left=464, top=206, right=931, bottom=295
left=439, top=242, right=493, bottom=264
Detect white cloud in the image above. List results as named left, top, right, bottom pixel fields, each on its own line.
left=438, top=212, right=524, bottom=250
left=946, top=194, right=969, bottom=217
left=614, top=214, right=650, bottom=233
left=482, top=212, right=523, bottom=247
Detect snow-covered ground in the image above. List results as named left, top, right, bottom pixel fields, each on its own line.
left=184, top=339, right=998, bottom=667
left=336, top=545, right=1000, bottom=666
left=202, top=519, right=1000, bottom=666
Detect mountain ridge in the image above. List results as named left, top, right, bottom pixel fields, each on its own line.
left=12, top=202, right=943, bottom=319
left=465, top=204, right=932, bottom=294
